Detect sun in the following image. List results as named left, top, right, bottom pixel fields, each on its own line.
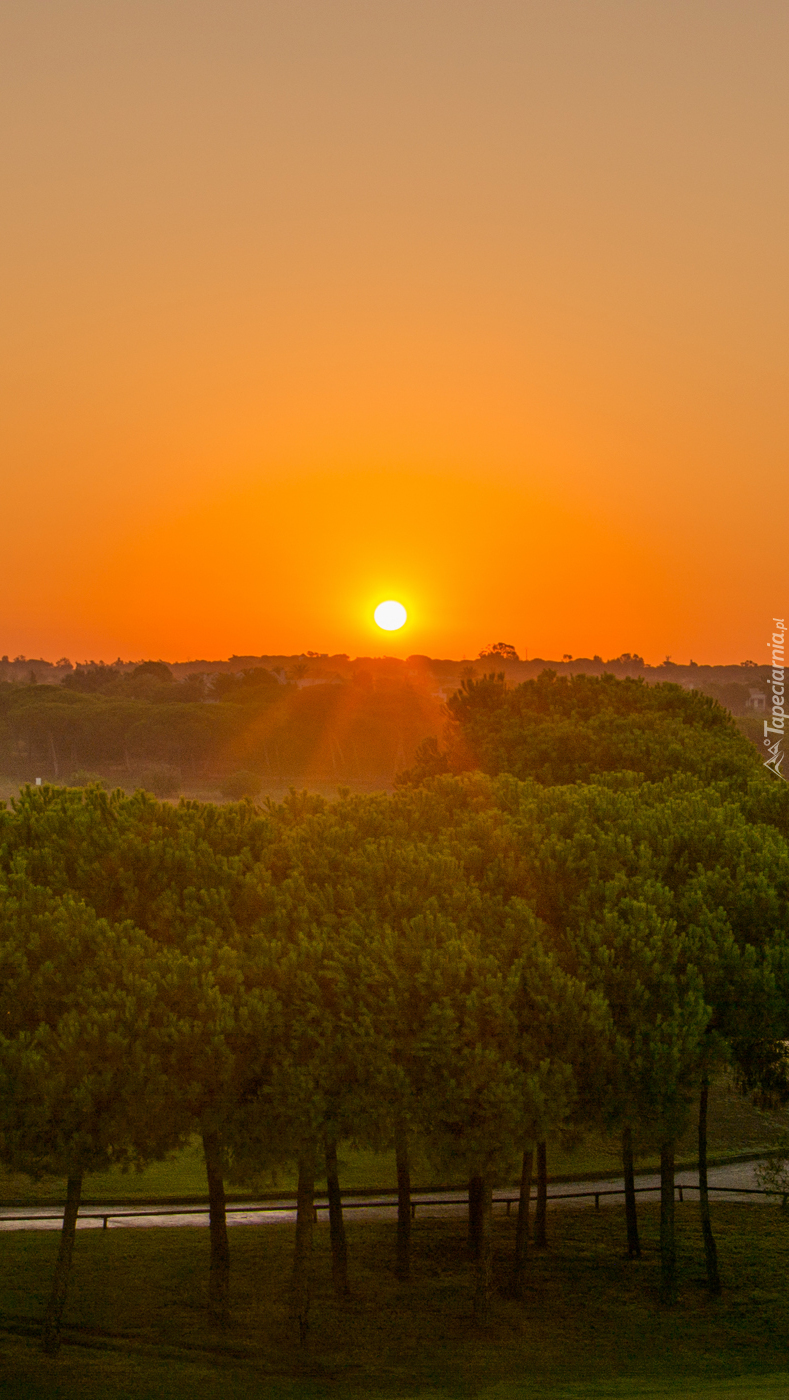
left=374, top=600, right=407, bottom=631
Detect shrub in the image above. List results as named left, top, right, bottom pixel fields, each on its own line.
left=138, top=766, right=181, bottom=798
left=220, top=770, right=263, bottom=801
left=68, top=770, right=110, bottom=790
left=755, top=1135, right=789, bottom=1200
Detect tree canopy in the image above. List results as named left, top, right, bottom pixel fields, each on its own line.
left=2, top=767, right=788, bottom=1343
left=400, top=670, right=762, bottom=789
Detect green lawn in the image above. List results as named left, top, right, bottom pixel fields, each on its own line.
left=3, top=1201, right=789, bottom=1399
left=2, top=1078, right=787, bottom=1206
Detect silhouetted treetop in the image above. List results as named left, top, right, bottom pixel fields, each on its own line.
left=478, top=642, right=519, bottom=661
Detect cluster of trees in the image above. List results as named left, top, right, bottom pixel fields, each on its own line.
left=402, top=669, right=764, bottom=788
left=2, top=691, right=789, bottom=1350
left=0, top=662, right=441, bottom=786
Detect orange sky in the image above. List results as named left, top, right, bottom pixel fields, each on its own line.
left=2, top=1, right=787, bottom=664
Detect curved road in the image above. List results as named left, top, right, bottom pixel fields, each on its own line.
left=0, top=1159, right=775, bottom=1233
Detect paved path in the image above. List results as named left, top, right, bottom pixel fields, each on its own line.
left=0, top=1160, right=775, bottom=1234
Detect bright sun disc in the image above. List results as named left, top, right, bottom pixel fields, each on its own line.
left=374, top=600, right=407, bottom=631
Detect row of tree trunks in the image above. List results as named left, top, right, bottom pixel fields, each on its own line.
left=41, top=1092, right=722, bottom=1354
left=37, top=1134, right=544, bottom=1356
left=627, top=1079, right=721, bottom=1304
left=471, top=1144, right=541, bottom=1319
left=490, top=1104, right=720, bottom=1313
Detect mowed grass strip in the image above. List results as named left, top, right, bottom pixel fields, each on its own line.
left=2, top=1202, right=789, bottom=1399
left=2, top=1342, right=788, bottom=1400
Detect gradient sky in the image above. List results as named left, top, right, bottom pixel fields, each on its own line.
left=2, top=1, right=787, bottom=664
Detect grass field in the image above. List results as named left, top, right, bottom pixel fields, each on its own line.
left=2, top=1201, right=789, bottom=1399
left=2, top=1077, right=787, bottom=1205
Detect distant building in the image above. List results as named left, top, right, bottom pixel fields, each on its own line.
left=746, top=690, right=767, bottom=712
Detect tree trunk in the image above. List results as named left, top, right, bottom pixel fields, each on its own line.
left=468, top=1174, right=484, bottom=1258
left=659, top=1139, right=677, bottom=1305
left=47, top=730, right=60, bottom=778
left=394, top=1116, right=411, bottom=1281
left=324, top=1136, right=349, bottom=1297
left=698, top=1076, right=721, bottom=1296
left=202, top=1130, right=230, bottom=1324
left=622, top=1125, right=641, bottom=1259
left=472, top=1176, right=493, bottom=1325
left=291, top=1145, right=316, bottom=1343
left=511, top=1147, right=533, bottom=1299
left=534, top=1142, right=548, bottom=1249
left=41, top=1172, right=82, bottom=1355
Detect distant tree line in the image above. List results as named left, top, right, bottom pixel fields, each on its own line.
left=0, top=655, right=769, bottom=790
left=0, top=660, right=443, bottom=787
left=2, top=675, right=789, bottom=1353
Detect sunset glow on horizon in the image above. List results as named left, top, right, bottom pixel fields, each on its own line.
left=2, top=2, right=787, bottom=665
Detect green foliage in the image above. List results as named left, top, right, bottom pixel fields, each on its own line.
left=61, top=661, right=124, bottom=694
left=211, top=666, right=280, bottom=700
left=68, top=770, right=111, bottom=789
left=400, top=670, right=762, bottom=789
left=2, top=771, right=789, bottom=1340
left=755, top=1135, right=789, bottom=1197
left=0, top=881, right=184, bottom=1178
